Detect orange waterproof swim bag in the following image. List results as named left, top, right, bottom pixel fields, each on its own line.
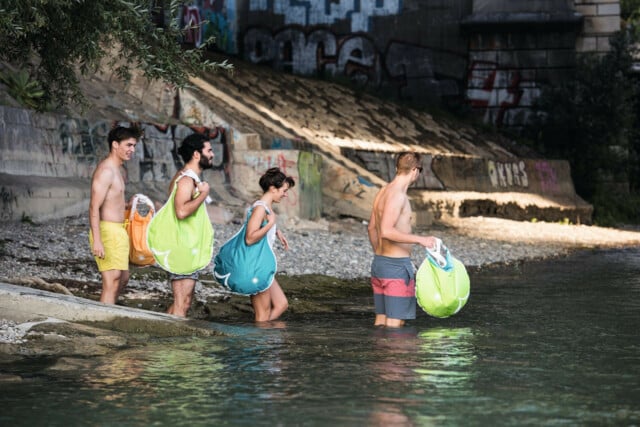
left=125, top=194, right=156, bottom=266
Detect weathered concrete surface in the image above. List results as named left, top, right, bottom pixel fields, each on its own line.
left=0, top=173, right=90, bottom=222
left=0, top=282, right=226, bottom=360
left=0, top=282, right=221, bottom=337
left=189, top=58, right=591, bottom=224
left=229, top=149, right=324, bottom=220
left=412, top=190, right=593, bottom=224
left=0, top=53, right=591, bottom=224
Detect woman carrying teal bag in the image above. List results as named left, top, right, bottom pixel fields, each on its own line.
left=214, top=167, right=295, bottom=323
left=213, top=201, right=277, bottom=295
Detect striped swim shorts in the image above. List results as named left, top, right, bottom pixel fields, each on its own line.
left=370, top=255, right=417, bottom=320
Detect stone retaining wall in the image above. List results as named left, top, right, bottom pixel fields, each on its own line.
left=0, top=105, right=323, bottom=221
left=172, top=0, right=620, bottom=130
left=0, top=102, right=591, bottom=224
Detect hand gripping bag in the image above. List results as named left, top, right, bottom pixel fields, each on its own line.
left=212, top=204, right=276, bottom=295
left=146, top=170, right=214, bottom=275
left=125, top=193, right=156, bottom=266
left=416, top=238, right=470, bottom=318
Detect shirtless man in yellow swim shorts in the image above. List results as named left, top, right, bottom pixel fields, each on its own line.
left=89, top=125, right=142, bottom=304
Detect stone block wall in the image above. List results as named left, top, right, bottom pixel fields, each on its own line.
left=172, top=0, right=621, bottom=131
left=575, top=0, right=621, bottom=52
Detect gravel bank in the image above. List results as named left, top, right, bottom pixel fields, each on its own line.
left=0, top=215, right=584, bottom=283
left=3, top=214, right=640, bottom=286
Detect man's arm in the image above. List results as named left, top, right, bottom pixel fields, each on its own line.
left=245, top=204, right=275, bottom=245
left=173, top=178, right=210, bottom=220
left=367, top=207, right=378, bottom=252
left=89, top=167, right=112, bottom=258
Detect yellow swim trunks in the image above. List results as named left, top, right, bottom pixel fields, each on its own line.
left=88, top=221, right=129, bottom=272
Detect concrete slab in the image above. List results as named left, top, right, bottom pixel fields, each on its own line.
left=0, top=282, right=179, bottom=324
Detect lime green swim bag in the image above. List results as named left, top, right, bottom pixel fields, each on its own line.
left=416, top=238, right=470, bottom=318
left=147, top=171, right=214, bottom=275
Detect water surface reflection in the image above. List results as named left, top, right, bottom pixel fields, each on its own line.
left=1, top=248, right=640, bottom=425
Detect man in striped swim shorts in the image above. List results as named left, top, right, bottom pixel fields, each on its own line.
left=367, top=152, right=436, bottom=327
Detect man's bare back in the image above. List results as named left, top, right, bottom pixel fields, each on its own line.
left=371, top=181, right=414, bottom=257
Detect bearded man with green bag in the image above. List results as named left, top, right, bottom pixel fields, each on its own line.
left=147, top=133, right=214, bottom=317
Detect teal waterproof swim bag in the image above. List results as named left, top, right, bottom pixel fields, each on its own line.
left=213, top=205, right=276, bottom=295
left=147, top=170, right=214, bottom=275
left=416, top=238, right=470, bottom=318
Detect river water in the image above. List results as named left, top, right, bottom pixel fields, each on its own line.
left=1, top=248, right=640, bottom=426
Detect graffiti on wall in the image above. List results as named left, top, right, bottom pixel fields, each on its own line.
left=55, top=119, right=230, bottom=184
left=534, top=161, right=560, bottom=195
left=248, top=0, right=401, bottom=33
left=138, top=123, right=231, bottom=183
left=179, top=0, right=238, bottom=53
left=342, top=149, right=445, bottom=190
left=178, top=2, right=461, bottom=101
left=245, top=27, right=381, bottom=86
left=59, top=119, right=111, bottom=163
left=244, top=27, right=460, bottom=97
left=487, top=160, right=529, bottom=188
left=487, top=160, right=562, bottom=194
left=243, top=152, right=299, bottom=207
left=467, top=61, right=541, bottom=127
left=297, top=151, right=322, bottom=219
left=330, top=167, right=370, bottom=202
left=268, top=139, right=292, bottom=149
left=172, top=2, right=595, bottom=131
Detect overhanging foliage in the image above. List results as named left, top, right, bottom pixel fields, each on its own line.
left=0, top=0, right=232, bottom=110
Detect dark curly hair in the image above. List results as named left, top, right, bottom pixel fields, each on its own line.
left=107, top=125, right=142, bottom=150
left=177, top=133, right=209, bottom=163
left=259, top=167, right=295, bottom=192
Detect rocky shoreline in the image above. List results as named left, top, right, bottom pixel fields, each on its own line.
left=2, top=213, right=640, bottom=346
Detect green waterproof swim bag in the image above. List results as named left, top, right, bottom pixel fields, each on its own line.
left=416, top=238, right=470, bottom=318
left=147, top=170, right=214, bottom=275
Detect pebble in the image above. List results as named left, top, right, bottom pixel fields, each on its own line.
left=0, top=320, right=27, bottom=344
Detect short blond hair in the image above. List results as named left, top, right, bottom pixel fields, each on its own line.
left=395, top=152, right=422, bottom=174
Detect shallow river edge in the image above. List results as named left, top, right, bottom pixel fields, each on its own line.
left=4, top=212, right=640, bottom=364
left=0, top=256, right=547, bottom=367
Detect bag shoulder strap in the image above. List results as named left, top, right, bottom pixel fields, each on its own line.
left=180, top=168, right=201, bottom=183
left=171, top=169, right=199, bottom=192
left=251, top=200, right=271, bottom=215
left=174, top=169, right=212, bottom=204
